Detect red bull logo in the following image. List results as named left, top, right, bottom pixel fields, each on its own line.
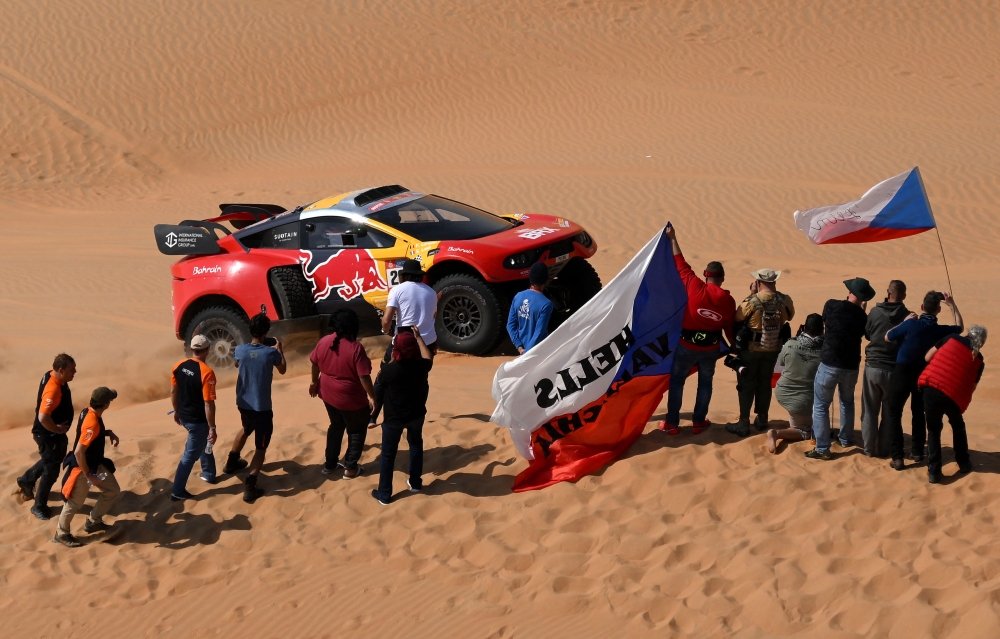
left=299, top=250, right=387, bottom=302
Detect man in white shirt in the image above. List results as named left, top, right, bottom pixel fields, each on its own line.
left=382, top=259, right=438, bottom=350
left=371, top=259, right=438, bottom=427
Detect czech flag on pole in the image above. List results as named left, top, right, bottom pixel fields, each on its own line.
left=794, top=168, right=935, bottom=244
left=491, top=231, right=686, bottom=491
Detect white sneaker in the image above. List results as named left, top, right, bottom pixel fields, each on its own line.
left=407, top=479, right=421, bottom=493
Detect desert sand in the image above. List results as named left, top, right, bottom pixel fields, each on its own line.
left=2, top=1, right=1000, bottom=636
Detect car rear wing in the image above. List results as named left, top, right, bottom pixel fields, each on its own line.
left=154, top=203, right=288, bottom=255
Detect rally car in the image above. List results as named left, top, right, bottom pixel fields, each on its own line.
left=155, top=185, right=601, bottom=367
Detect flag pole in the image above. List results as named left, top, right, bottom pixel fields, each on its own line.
left=915, top=167, right=955, bottom=294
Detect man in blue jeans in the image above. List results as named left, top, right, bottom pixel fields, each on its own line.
left=661, top=223, right=735, bottom=435
left=170, top=334, right=218, bottom=501
left=806, top=278, right=875, bottom=460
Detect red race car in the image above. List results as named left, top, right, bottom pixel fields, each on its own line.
left=155, top=185, right=600, bottom=367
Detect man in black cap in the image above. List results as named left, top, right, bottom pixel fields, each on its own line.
left=506, top=262, right=553, bottom=355
left=805, top=277, right=875, bottom=460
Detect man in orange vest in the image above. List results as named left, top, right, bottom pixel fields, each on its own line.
left=918, top=325, right=987, bottom=484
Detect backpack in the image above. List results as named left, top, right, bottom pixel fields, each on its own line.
left=749, top=293, right=787, bottom=351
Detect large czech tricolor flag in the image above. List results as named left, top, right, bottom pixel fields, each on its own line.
left=491, top=231, right=685, bottom=491
left=793, top=167, right=936, bottom=244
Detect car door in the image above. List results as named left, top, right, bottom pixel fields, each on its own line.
left=299, top=215, right=402, bottom=335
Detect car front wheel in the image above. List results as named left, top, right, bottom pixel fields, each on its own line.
left=433, top=274, right=506, bottom=355
left=186, top=306, right=251, bottom=369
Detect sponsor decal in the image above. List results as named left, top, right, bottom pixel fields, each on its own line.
left=697, top=308, right=723, bottom=322
left=299, top=250, right=387, bottom=302
left=556, top=218, right=571, bottom=228
left=166, top=230, right=210, bottom=250
left=273, top=231, right=297, bottom=242
left=369, top=193, right=412, bottom=212
left=181, top=368, right=196, bottom=377
left=165, top=232, right=178, bottom=248
left=447, top=247, right=474, bottom=254
left=192, top=265, right=223, bottom=275
left=517, top=227, right=558, bottom=240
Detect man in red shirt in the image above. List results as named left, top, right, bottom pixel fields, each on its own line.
left=660, top=224, right=736, bottom=435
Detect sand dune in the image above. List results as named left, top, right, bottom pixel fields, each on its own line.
left=2, top=0, right=1000, bottom=636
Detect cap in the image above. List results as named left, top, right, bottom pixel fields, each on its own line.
left=400, top=259, right=424, bottom=276
left=844, top=277, right=876, bottom=302
left=529, top=262, right=549, bottom=285
left=91, top=387, right=118, bottom=406
left=190, top=334, right=211, bottom=351
left=750, top=268, right=780, bottom=283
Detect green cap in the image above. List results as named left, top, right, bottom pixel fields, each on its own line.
left=91, top=387, right=118, bottom=407
left=844, top=277, right=876, bottom=302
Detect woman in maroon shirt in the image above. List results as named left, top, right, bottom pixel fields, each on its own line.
left=309, top=310, right=376, bottom=478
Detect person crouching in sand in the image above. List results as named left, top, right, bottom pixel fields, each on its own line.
left=371, top=327, right=433, bottom=505
left=767, top=314, right=824, bottom=454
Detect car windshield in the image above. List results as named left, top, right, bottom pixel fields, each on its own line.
left=368, top=195, right=514, bottom=241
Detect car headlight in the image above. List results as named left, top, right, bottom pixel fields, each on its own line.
left=504, top=249, right=541, bottom=270
left=573, top=231, right=593, bottom=248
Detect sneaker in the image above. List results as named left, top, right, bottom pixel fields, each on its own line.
left=83, top=519, right=111, bottom=534
left=407, top=479, right=422, bottom=493
left=725, top=419, right=751, bottom=438
left=804, top=448, right=832, bottom=461
left=343, top=466, right=364, bottom=480
left=658, top=420, right=680, bottom=436
left=370, top=489, right=390, bottom=506
left=890, top=459, right=905, bottom=471
left=53, top=533, right=82, bottom=548
left=839, top=439, right=852, bottom=448
left=909, top=454, right=925, bottom=463
left=958, top=463, right=973, bottom=474
left=199, top=473, right=218, bottom=484
left=30, top=505, right=51, bottom=521
left=321, top=465, right=338, bottom=476
left=170, top=490, right=195, bottom=502
left=692, top=420, right=711, bottom=435
left=16, top=477, right=35, bottom=502
left=754, top=416, right=768, bottom=432
left=928, top=473, right=942, bottom=484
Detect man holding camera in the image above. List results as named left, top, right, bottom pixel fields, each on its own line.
left=727, top=269, right=795, bottom=437
left=660, top=223, right=735, bottom=435
left=805, top=278, right=875, bottom=461
left=224, top=313, right=286, bottom=503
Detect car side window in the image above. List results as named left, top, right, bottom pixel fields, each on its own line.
left=239, top=221, right=300, bottom=249
left=303, top=217, right=396, bottom=250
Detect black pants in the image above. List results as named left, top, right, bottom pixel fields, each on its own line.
left=19, top=432, right=68, bottom=508
left=737, top=349, right=779, bottom=422
left=887, top=363, right=926, bottom=461
left=924, top=386, right=970, bottom=476
left=375, top=417, right=424, bottom=501
left=323, top=404, right=369, bottom=471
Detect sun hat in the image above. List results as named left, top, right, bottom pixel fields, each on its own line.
left=843, top=277, right=876, bottom=302
left=750, top=268, right=780, bottom=283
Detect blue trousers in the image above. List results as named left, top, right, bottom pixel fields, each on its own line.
left=666, top=343, right=719, bottom=426
left=812, top=364, right=860, bottom=454
left=172, top=421, right=217, bottom=496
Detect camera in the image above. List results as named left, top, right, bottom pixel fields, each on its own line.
left=723, top=354, right=747, bottom=375
left=261, top=337, right=277, bottom=347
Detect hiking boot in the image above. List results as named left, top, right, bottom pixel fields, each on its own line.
left=692, top=420, right=711, bottom=435
left=726, top=419, right=751, bottom=438
left=371, top=489, right=390, bottom=506
left=754, top=416, right=768, bottom=432
left=83, top=519, right=111, bottom=534
left=928, top=473, right=942, bottom=484
left=30, top=505, right=51, bottom=521
left=343, top=466, right=364, bottom=480
left=16, top=477, right=35, bottom=502
left=804, top=448, right=832, bottom=461
left=658, top=420, right=680, bottom=436
left=53, top=533, right=82, bottom=548
left=890, top=458, right=905, bottom=471
left=243, top=475, right=263, bottom=503
left=223, top=452, right=249, bottom=474
left=909, top=453, right=925, bottom=463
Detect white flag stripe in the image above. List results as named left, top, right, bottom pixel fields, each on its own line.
left=793, top=169, right=912, bottom=244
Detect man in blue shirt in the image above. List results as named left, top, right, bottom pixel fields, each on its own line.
left=507, top=263, right=553, bottom=355
left=224, top=313, right=286, bottom=502
left=884, top=291, right=963, bottom=469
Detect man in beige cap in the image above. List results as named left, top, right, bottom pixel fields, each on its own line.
left=727, top=268, right=795, bottom=437
left=54, top=387, right=121, bottom=547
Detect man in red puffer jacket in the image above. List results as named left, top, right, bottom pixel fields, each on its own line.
left=918, top=325, right=987, bottom=484
left=660, top=223, right=736, bottom=436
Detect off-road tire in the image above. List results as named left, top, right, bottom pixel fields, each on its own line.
left=433, top=274, right=507, bottom=355
left=269, top=267, right=316, bottom=319
left=186, top=306, right=251, bottom=369
left=548, top=258, right=602, bottom=329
